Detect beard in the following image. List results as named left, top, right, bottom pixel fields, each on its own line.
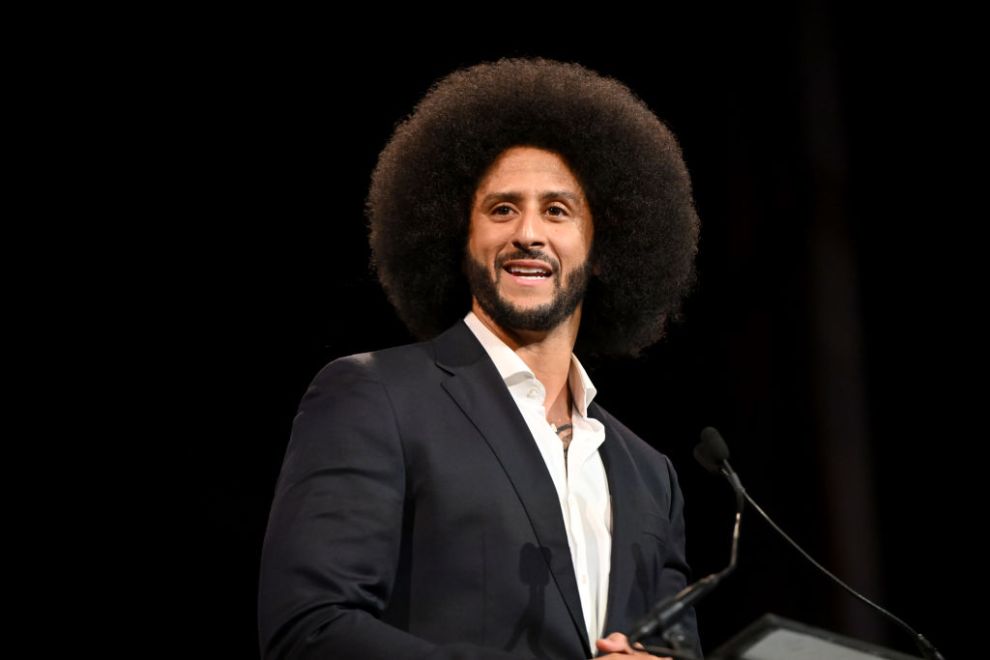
left=464, top=250, right=593, bottom=332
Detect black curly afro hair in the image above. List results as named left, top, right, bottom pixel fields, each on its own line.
left=367, top=58, right=700, bottom=356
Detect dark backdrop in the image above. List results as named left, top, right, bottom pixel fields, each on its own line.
left=171, top=6, right=973, bottom=658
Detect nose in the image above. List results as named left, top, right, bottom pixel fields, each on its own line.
left=511, top=207, right=546, bottom=251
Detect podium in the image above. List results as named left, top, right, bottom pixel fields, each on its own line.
left=708, top=614, right=923, bottom=660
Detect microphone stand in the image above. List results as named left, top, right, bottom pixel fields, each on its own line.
left=626, top=482, right=743, bottom=659
left=695, top=427, right=945, bottom=660
left=638, top=532, right=737, bottom=659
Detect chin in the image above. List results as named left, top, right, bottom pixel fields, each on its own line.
left=498, top=295, right=553, bottom=311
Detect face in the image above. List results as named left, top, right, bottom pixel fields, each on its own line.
left=466, top=146, right=594, bottom=333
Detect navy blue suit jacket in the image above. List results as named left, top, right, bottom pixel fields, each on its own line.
left=259, top=320, right=699, bottom=659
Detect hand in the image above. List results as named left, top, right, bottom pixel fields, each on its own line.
left=592, top=632, right=672, bottom=659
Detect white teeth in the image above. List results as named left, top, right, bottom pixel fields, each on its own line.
left=505, top=265, right=551, bottom=277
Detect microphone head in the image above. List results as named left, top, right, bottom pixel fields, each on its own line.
left=695, top=426, right=730, bottom=473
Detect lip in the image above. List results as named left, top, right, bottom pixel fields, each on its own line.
left=501, top=259, right=554, bottom=274
left=500, top=259, right=554, bottom=288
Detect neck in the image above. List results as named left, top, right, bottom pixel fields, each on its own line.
left=471, top=300, right=580, bottom=421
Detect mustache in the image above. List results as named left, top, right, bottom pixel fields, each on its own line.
left=495, top=249, right=559, bottom=272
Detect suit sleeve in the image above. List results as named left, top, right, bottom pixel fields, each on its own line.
left=258, top=358, right=529, bottom=660
left=655, top=455, right=702, bottom=657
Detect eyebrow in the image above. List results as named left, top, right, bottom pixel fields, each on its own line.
left=479, top=191, right=584, bottom=207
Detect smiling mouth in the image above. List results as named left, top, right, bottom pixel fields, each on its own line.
left=501, top=260, right=554, bottom=280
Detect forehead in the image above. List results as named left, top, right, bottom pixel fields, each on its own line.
left=474, top=146, right=586, bottom=197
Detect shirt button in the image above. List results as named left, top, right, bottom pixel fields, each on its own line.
left=580, top=574, right=588, bottom=584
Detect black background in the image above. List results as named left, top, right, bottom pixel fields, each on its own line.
left=162, top=6, right=976, bottom=658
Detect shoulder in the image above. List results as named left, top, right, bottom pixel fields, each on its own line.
left=306, top=319, right=483, bottom=392
left=592, top=402, right=658, bottom=454
left=291, top=339, right=443, bottom=436
left=307, top=338, right=438, bottom=393
left=592, top=401, right=676, bottom=472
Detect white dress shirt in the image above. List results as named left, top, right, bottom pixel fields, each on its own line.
left=463, top=312, right=612, bottom=644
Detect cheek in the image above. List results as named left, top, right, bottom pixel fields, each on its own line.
left=559, top=231, right=593, bottom=261
left=467, top=226, right=507, bottom=260
left=580, top=223, right=594, bottom=251
left=466, top=235, right=486, bottom=263
left=465, top=223, right=481, bottom=256
left=581, top=227, right=595, bottom=259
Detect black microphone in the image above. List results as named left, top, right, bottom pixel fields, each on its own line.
left=625, top=434, right=745, bottom=656
left=694, top=426, right=745, bottom=512
left=695, top=426, right=945, bottom=660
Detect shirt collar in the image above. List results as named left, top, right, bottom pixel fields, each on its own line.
left=463, top=311, right=598, bottom=416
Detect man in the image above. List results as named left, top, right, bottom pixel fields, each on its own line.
left=259, top=58, right=702, bottom=659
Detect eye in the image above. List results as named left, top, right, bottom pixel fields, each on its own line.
left=492, top=205, right=514, bottom=216
left=547, top=205, right=568, bottom=217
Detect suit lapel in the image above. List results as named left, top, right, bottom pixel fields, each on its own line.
left=593, top=402, right=647, bottom=636
left=433, top=322, right=591, bottom=656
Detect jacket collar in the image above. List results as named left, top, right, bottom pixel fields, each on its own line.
left=593, top=401, right=657, bottom=637
left=433, top=320, right=591, bottom=655
left=432, top=320, right=646, bottom=653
